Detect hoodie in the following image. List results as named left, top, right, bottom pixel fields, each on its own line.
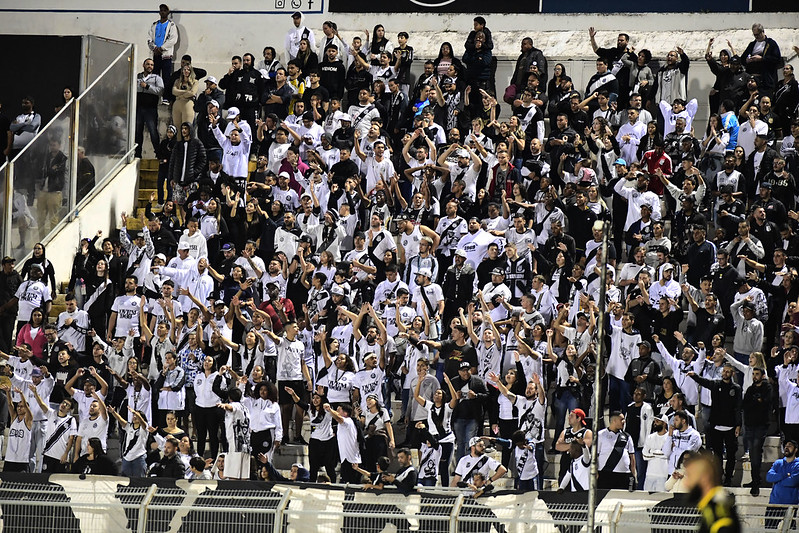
left=169, top=123, right=208, bottom=186
left=284, top=12, right=316, bottom=60
left=179, top=229, right=208, bottom=260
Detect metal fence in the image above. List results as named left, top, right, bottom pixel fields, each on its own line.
left=0, top=480, right=795, bottom=533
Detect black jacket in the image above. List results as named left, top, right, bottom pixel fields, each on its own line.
left=168, top=131, right=208, bottom=186
left=742, top=379, right=772, bottom=427
left=219, top=67, right=264, bottom=110
left=450, top=374, right=488, bottom=422
left=690, top=374, right=743, bottom=428
left=152, top=453, right=186, bottom=478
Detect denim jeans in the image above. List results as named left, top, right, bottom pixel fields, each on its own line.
left=453, top=418, right=480, bottom=461
left=135, top=106, right=159, bottom=157
left=552, top=390, right=580, bottom=451
left=609, top=375, right=631, bottom=414
left=634, top=446, right=647, bottom=490
left=121, top=455, right=147, bottom=477
left=744, top=425, right=768, bottom=486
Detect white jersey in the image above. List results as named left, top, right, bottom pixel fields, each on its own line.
left=78, top=415, right=109, bottom=456
left=14, top=280, right=52, bottom=322
left=336, top=416, right=362, bottom=464
left=111, top=295, right=144, bottom=337
left=57, top=309, right=91, bottom=352
left=607, top=325, right=641, bottom=380
left=353, top=367, right=385, bottom=412
left=43, top=410, right=77, bottom=462
left=6, top=417, right=32, bottom=464
left=454, top=453, right=502, bottom=485
left=422, top=399, right=455, bottom=443
left=399, top=226, right=422, bottom=262
left=515, top=396, right=547, bottom=443
left=412, top=283, right=444, bottom=317
left=597, top=428, right=634, bottom=473
left=121, top=424, right=149, bottom=461
left=514, top=445, right=540, bottom=481
left=418, top=441, right=443, bottom=481
left=561, top=446, right=591, bottom=491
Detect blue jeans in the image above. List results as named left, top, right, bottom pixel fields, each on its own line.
left=453, top=418, right=480, bottom=461
left=744, top=425, right=768, bottom=486
left=419, top=477, right=437, bottom=487
left=552, top=391, right=580, bottom=451
left=121, top=455, right=147, bottom=477
left=135, top=106, right=159, bottom=157
left=609, top=375, right=631, bottom=414
left=634, top=447, right=647, bottom=490
left=534, top=442, right=546, bottom=489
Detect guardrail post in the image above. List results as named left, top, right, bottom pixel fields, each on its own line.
left=609, top=502, right=623, bottom=533
left=779, top=505, right=796, bottom=533
left=273, top=488, right=292, bottom=533
left=449, top=493, right=465, bottom=533
left=69, top=97, right=79, bottom=220
left=136, top=483, right=158, bottom=533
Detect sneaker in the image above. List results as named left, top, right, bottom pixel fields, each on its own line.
left=750, top=486, right=760, bottom=497
left=741, top=452, right=750, bottom=461
left=742, top=481, right=755, bottom=488
left=294, top=436, right=308, bottom=445
left=160, top=98, right=170, bottom=105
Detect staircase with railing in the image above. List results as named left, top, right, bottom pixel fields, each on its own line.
left=1, top=37, right=136, bottom=259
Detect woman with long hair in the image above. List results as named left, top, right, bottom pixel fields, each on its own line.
left=172, top=64, right=198, bottom=128
left=547, top=329, right=584, bottom=453
left=317, top=250, right=337, bottom=289
left=74, top=437, right=118, bottom=475
left=286, top=386, right=337, bottom=482
left=295, top=38, right=318, bottom=79
left=733, top=145, right=747, bottom=174
left=636, top=121, right=662, bottom=162
left=108, top=406, right=149, bottom=477
left=547, top=63, right=567, bottom=100
left=655, top=375, right=681, bottom=415
left=82, top=257, right=115, bottom=335
left=245, top=380, right=282, bottom=463
left=21, top=242, right=57, bottom=294
left=368, top=25, right=393, bottom=66
left=191, top=355, right=224, bottom=458
left=200, top=197, right=228, bottom=261
left=700, top=113, right=730, bottom=176
left=433, top=41, right=462, bottom=77
left=360, top=394, right=394, bottom=471
left=16, top=307, right=46, bottom=359
left=414, top=370, right=458, bottom=486
left=487, top=351, right=527, bottom=467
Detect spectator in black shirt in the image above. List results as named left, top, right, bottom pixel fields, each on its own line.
left=742, top=366, right=772, bottom=496
left=318, top=46, right=347, bottom=100
left=450, top=360, right=488, bottom=459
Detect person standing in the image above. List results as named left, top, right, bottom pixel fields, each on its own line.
left=741, top=23, right=782, bottom=95
left=147, top=4, right=179, bottom=92
left=642, top=414, right=670, bottom=491
left=597, top=411, right=636, bottom=489
left=2, top=384, right=33, bottom=472
left=325, top=402, right=366, bottom=483
left=135, top=59, right=164, bottom=159
left=683, top=451, right=742, bottom=533
left=8, top=96, right=41, bottom=162
left=742, top=366, right=772, bottom=496
left=0, top=257, right=23, bottom=353
left=688, top=364, right=743, bottom=486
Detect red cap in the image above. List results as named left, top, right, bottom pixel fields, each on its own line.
left=572, top=409, right=587, bottom=424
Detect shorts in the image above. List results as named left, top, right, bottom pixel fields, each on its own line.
left=224, top=452, right=251, bottom=479
left=278, top=380, right=307, bottom=405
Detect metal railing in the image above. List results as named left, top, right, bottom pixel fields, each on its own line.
left=0, top=479, right=794, bottom=533
left=1, top=41, right=135, bottom=259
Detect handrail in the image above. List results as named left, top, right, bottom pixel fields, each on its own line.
left=5, top=98, right=75, bottom=165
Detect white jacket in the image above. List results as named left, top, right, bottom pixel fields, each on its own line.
left=147, top=19, right=179, bottom=59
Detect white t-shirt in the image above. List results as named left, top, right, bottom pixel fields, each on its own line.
left=353, top=367, right=385, bottom=412
left=336, top=416, right=362, bottom=464
left=78, top=415, right=109, bottom=456
left=514, top=445, right=539, bottom=481
left=14, top=280, right=52, bottom=322
left=454, top=453, right=502, bottom=485
left=319, top=366, right=355, bottom=403
left=121, top=424, right=149, bottom=461
left=111, top=295, right=144, bottom=337
left=43, top=410, right=77, bottom=461
left=607, top=325, right=642, bottom=380
left=276, top=336, right=306, bottom=381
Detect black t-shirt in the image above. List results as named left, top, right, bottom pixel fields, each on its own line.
left=439, top=340, right=478, bottom=379
left=302, top=85, right=330, bottom=109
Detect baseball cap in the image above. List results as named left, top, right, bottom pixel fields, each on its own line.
left=572, top=408, right=587, bottom=425
left=457, top=148, right=470, bottom=158
left=454, top=249, right=467, bottom=258
left=662, top=263, right=674, bottom=271
left=291, top=11, right=302, bottom=17
left=208, top=99, right=220, bottom=108
left=226, top=107, right=240, bottom=119
left=31, top=368, right=43, bottom=378
left=330, top=285, right=345, bottom=296
left=177, top=241, right=190, bottom=250
left=638, top=340, right=652, bottom=350
left=468, top=436, right=483, bottom=448
left=221, top=243, right=235, bottom=251
left=417, top=268, right=433, bottom=279
left=154, top=253, right=167, bottom=262
left=614, top=158, right=627, bottom=166
left=1, top=256, right=14, bottom=264
left=760, top=181, right=773, bottom=189
left=339, top=113, right=352, bottom=122
left=459, top=360, right=472, bottom=370
left=205, top=75, right=218, bottom=84
left=490, top=267, right=505, bottom=276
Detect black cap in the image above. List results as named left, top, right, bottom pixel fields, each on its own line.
left=741, top=300, right=756, bottom=310
left=637, top=340, right=652, bottom=350
left=1, top=256, right=15, bottom=264
left=458, top=360, right=471, bottom=370
left=291, top=11, right=302, bottom=17
left=760, top=181, right=773, bottom=189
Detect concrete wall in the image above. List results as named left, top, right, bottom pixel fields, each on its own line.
left=43, top=160, right=139, bottom=286
left=2, top=3, right=797, bottom=133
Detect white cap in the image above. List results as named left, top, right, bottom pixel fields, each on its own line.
left=205, top=75, right=218, bottom=84
left=226, top=107, right=240, bottom=119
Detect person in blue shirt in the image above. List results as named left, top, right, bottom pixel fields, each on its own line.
left=766, top=439, right=799, bottom=529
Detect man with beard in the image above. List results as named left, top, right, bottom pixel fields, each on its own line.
left=614, top=172, right=662, bottom=233
left=766, top=440, right=799, bottom=528
left=588, top=28, right=634, bottom=107
left=220, top=54, right=264, bottom=139
left=597, top=411, right=636, bottom=489
left=435, top=201, right=468, bottom=276
left=366, top=214, right=397, bottom=266
left=742, top=366, right=772, bottom=496
left=662, top=409, right=702, bottom=475
left=438, top=145, right=482, bottom=200
left=457, top=217, right=498, bottom=271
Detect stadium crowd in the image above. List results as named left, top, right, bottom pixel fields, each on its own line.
left=2, top=4, right=799, bottom=513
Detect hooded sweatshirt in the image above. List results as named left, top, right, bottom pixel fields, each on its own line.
left=179, top=229, right=209, bottom=260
